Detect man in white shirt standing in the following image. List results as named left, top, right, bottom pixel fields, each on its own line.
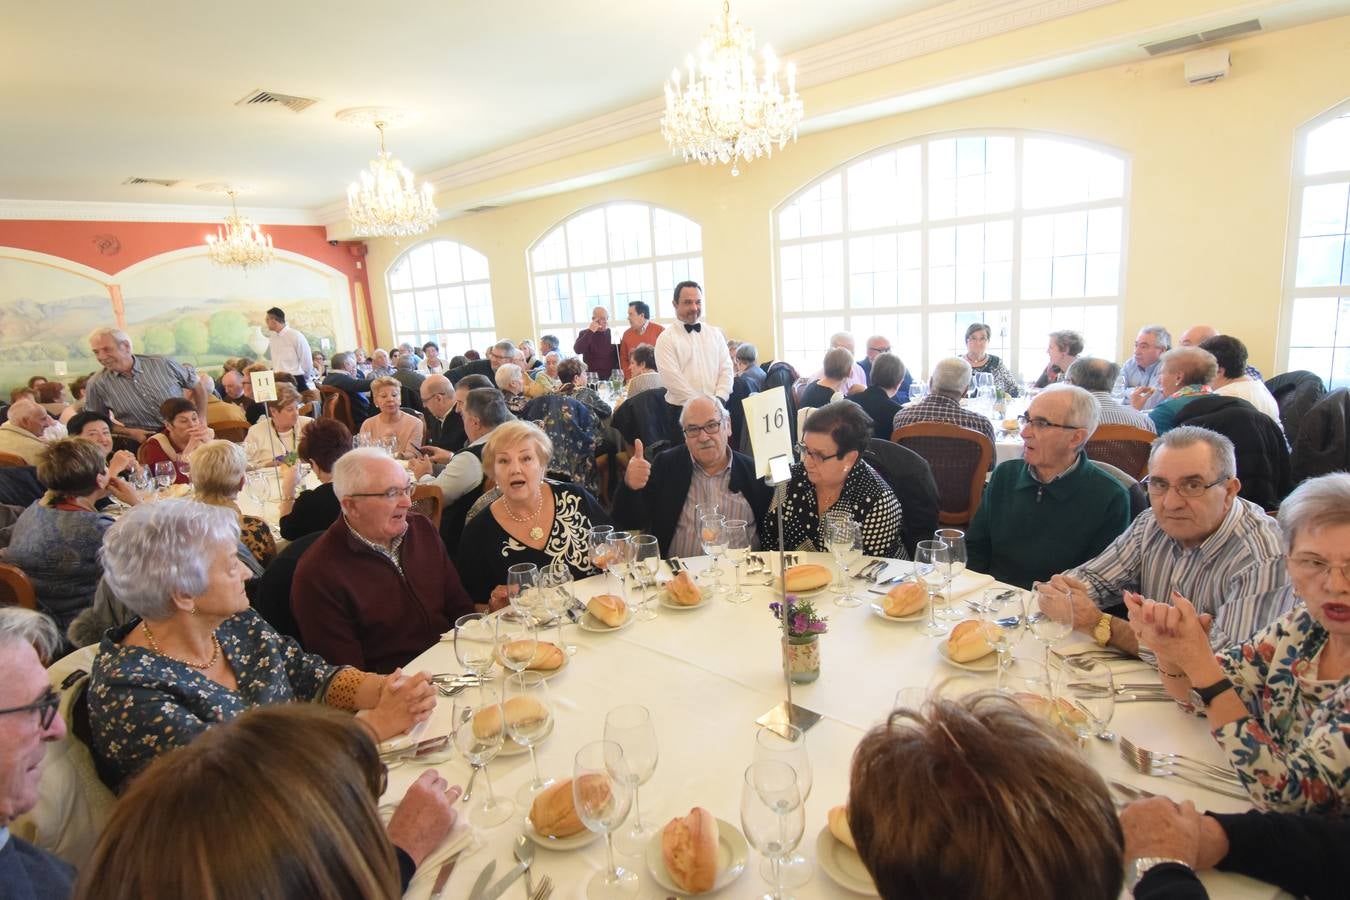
left=265, top=307, right=316, bottom=391
left=654, top=281, right=733, bottom=419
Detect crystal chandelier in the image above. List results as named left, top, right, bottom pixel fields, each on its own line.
left=346, top=121, right=437, bottom=237
left=661, top=1, right=804, bottom=176
left=205, top=190, right=274, bottom=270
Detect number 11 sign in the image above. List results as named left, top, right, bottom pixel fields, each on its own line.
left=743, top=386, right=793, bottom=480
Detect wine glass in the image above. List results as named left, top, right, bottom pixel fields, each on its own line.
left=1061, top=657, right=1115, bottom=743
left=588, top=525, right=615, bottom=577
left=175, top=458, right=191, bottom=484
left=693, top=503, right=719, bottom=585
left=454, top=701, right=514, bottom=827
left=755, top=724, right=813, bottom=887
left=741, top=760, right=805, bottom=900
left=453, top=613, right=497, bottom=704
left=722, top=519, right=751, bottom=604
left=495, top=614, right=538, bottom=679
left=132, top=465, right=154, bottom=501
left=978, top=588, right=1025, bottom=692
left=916, top=540, right=951, bottom=638
left=604, top=705, right=659, bottom=855
left=630, top=534, right=661, bottom=620
left=1027, top=581, right=1075, bottom=678
left=574, top=740, right=638, bottom=898
left=243, top=469, right=268, bottom=505
left=606, top=531, right=634, bottom=598
left=507, top=670, right=556, bottom=803
left=543, top=560, right=577, bottom=655
left=933, top=528, right=966, bottom=621
left=153, top=461, right=175, bottom=493
left=908, top=381, right=928, bottom=403
left=699, top=514, right=727, bottom=596
left=825, top=516, right=864, bottom=608
left=506, top=562, right=542, bottom=623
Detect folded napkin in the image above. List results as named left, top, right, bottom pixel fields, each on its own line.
left=405, top=821, right=479, bottom=895
left=945, top=571, right=996, bottom=601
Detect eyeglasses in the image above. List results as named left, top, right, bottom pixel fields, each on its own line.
left=1287, top=557, right=1350, bottom=581
left=0, top=687, right=60, bottom=730
left=682, top=419, right=724, bottom=438
left=866, top=345, right=890, bottom=354
left=795, top=442, right=847, bottom=464
left=349, top=484, right=415, bottom=500
left=1016, top=414, right=1083, bottom=432
left=1141, top=476, right=1227, bottom=498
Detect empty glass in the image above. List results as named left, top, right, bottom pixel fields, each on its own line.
left=605, top=704, right=660, bottom=855
left=153, top=461, right=175, bottom=492
left=723, top=519, right=752, bottom=604
left=700, top=514, right=728, bottom=596
left=934, top=528, right=966, bottom=621
left=507, top=670, right=556, bottom=802
left=495, top=614, right=538, bottom=678
left=454, top=701, right=514, bottom=827
left=1027, top=581, right=1075, bottom=677
left=507, top=562, right=543, bottom=622
left=574, top=740, right=638, bottom=898
left=453, top=613, right=497, bottom=703
left=1061, top=658, right=1115, bottom=743
left=542, top=560, right=577, bottom=655
left=741, top=760, right=805, bottom=900
left=978, top=588, right=1025, bottom=692
left=755, top=724, right=813, bottom=887
left=606, top=531, right=635, bottom=598
left=631, top=534, right=661, bottom=620
left=915, top=540, right=951, bottom=638
left=824, top=515, right=863, bottom=608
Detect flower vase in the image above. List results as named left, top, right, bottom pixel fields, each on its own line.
left=786, top=635, right=820, bottom=683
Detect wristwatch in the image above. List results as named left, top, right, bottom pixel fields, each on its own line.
left=1188, top=676, right=1234, bottom=708
left=1092, top=612, right=1114, bottom=647
left=1132, top=856, right=1193, bottom=886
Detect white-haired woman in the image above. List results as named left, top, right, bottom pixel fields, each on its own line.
left=189, top=440, right=276, bottom=567
left=87, top=499, right=436, bottom=791
left=495, top=363, right=529, bottom=414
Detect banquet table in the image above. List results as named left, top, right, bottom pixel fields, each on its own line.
left=385, top=553, right=1285, bottom=900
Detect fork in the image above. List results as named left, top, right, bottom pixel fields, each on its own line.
left=530, top=874, right=554, bottom=900
left=1119, top=752, right=1250, bottom=800
left=1120, top=737, right=1242, bottom=784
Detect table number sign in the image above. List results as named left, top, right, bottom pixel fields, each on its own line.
left=249, top=369, right=277, bottom=403
left=744, top=386, right=793, bottom=480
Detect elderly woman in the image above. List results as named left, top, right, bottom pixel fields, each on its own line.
left=278, top=417, right=350, bottom=540
left=555, top=357, right=612, bottom=419
left=1127, top=472, right=1350, bottom=815
left=801, top=347, right=854, bottom=409
left=421, top=341, right=445, bottom=374
left=139, top=397, right=212, bottom=482
left=86, top=499, right=437, bottom=791
left=455, top=420, right=610, bottom=602
left=495, top=362, right=529, bottom=414
left=531, top=351, right=562, bottom=394
left=1134, top=346, right=1217, bottom=435
left=1033, top=329, right=1083, bottom=388
left=961, top=322, right=1019, bottom=397
left=358, top=376, right=424, bottom=458
left=763, top=400, right=903, bottom=558
left=244, top=383, right=314, bottom=468
left=190, top=440, right=276, bottom=567
left=67, top=410, right=138, bottom=481
left=1, top=438, right=129, bottom=631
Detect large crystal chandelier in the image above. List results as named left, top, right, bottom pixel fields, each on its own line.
left=205, top=190, right=274, bottom=270
left=661, top=1, right=804, bottom=176
left=346, top=120, right=437, bottom=238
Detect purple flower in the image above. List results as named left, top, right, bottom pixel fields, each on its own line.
left=792, top=614, right=808, bottom=633
left=807, top=621, right=828, bottom=634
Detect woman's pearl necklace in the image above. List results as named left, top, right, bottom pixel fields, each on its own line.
left=502, top=489, right=546, bottom=540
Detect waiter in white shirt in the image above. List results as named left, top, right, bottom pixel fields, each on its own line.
left=265, top=306, right=316, bottom=391
left=654, top=280, right=733, bottom=419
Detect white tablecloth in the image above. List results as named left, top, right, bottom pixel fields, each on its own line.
left=388, top=554, right=1282, bottom=900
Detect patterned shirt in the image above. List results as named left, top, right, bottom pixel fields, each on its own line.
left=83, top=355, right=196, bottom=431
left=346, top=518, right=405, bottom=575
left=764, top=460, right=904, bottom=559
left=1068, top=497, right=1293, bottom=648
left=1089, top=391, right=1157, bottom=432
left=1211, top=606, right=1350, bottom=814
left=669, top=450, right=758, bottom=559
left=1116, top=358, right=1165, bottom=410
left=891, top=394, right=996, bottom=447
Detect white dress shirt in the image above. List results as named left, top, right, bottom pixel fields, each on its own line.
left=654, top=321, right=734, bottom=405
left=268, top=326, right=315, bottom=381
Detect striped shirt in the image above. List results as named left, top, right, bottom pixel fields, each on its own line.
left=669, top=451, right=757, bottom=559
left=1089, top=391, right=1156, bottom=433
left=1068, top=497, right=1293, bottom=648
left=83, top=355, right=195, bottom=431
left=891, top=395, right=996, bottom=446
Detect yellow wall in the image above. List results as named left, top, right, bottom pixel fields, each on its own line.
left=364, top=14, right=1350, bottom=376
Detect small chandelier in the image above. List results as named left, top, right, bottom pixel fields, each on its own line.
left=661, top=1, right=804, bottom=176
left=346, top=120, right=437, bottom=238
left=205, top=190, right=274, bottom=270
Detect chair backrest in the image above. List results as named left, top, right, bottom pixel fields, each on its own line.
left=254, top=531, right=324, bottom=642
left=213, top=422, right=249, bottom=443
left=1091, top=460, right=1149, bottom=521
left=319, top=385, right=356, bottom=432
left=889, top=422, right=993, bottom=526
left=1266, top=370, right=1326, bottom=440
left=1084, top=424, right=1156, bottom=480
left=612, top=386, right=680, bottom=450
left=411, top=483, right=444, bottom=527
left=401, top=407, right=427, bottom=428
left=0, top=451, right=29, bottom=467
left=863, top=438, right=941, bottom=557
left=1292, top=387, right=1350, bottom=483
left=0, top=560, right=37, bottom=608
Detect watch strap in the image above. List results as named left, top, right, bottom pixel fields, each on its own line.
left=1092, top=612, right=1114, bottom=647
left=1132, top=856, right=1193, bottom=887
left=1193, top=676, right=1234, bottom=706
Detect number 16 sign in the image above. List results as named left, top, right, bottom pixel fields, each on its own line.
left=743, top=386, right=793, bottom=480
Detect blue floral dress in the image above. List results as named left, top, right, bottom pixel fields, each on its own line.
left=1210, top=606, right=1350, bottom=814
left=523, top=393, right=601, bottom=494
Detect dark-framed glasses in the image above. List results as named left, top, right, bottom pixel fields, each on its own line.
left=350, top=484, right=415, bottom=500
left=1141, top=476, right=1227, bottom=498
left=1016, top=414, right=1082, bottom=432
left=0, top=687, right=60, bottom=730
left=795, top=442, right=846, bottom=463
left=682, top=419, right=724, bottom=438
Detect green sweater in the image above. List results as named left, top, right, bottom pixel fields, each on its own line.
left=966, top=452, right=1130, bottom=590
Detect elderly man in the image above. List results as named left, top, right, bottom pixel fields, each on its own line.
left=368, top=349, right=395, bottom=378
left=848, top=352, right=906, bottom=440
left=264, top=307, right=315, bottom=391
left=202, top=373, right=247, bottom=427
left=84, top=327, right=205, bottom=442
left=393, top=353, right=426, bottom=411
left=417, top=373, right=465, bottom=455
left=220, top=369, right=249, bottom=408
left=292, top=449, right=474, bottom=672
left=858, top=335, right=913, bottom=402
left=0, top=400, right=54, bottom=465
left=415, top=386, right=511, bottom=507
left=618, top=301, right=665, bottom=381
left=573, top=306, right=618, bottom=379
left=612, top=394, right=771, bottom=556
left=655, top=281, right=734, bottom=407
left=0, top=609, right=72, bottom=898
left=733, top=343, right=766, bottom=391
left=1117, top=324, right=1171, bottom=411
left=447, top=339, right=512, bottom=384
left=892, top=357, right=996, bottom=447
left=322, top=352, right=376, bottom=425
left=966, top=385, right=1130, bottom=588
left=538, top=334, right=559, bottom=357
left=1065, top=357, right=1156, bottom=432
left=1180, top=324, right=1263, bottom=380
left=1049, top=426, right=1291, bottom=655
left=626, top=344, right=663, bottom=397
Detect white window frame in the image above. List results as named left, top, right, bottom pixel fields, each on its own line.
left=385, top=238, right=496, bottom=355
left=771, top=129, right=1129, bottom=381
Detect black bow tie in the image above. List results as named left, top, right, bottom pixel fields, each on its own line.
left=684, top=323, right=702, bottom=333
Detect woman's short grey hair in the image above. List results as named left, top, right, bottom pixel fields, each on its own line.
left=1160, top=347, right=1217, bottom=386
left=495, top=363, right=523, bottom=391
left=870, top=353, right=905, bottom=391
left=823, top=347, right=854, bottom=380
left=930, top=357, right=972, bottom=396
left=331, top=447, right=398, bottom=500
left=1277, top=472, right=1350, bottom=551
left=1049, top=329, right=1084, bottom=357
left=0, top=607, right=62, bottom=664
left=100, top=500, right=240, bottom=621
left=1149, top=426, right=1236, bottom=481
left=189, top=440, right=248, bottom=501
left=1041, top=384, right=1100, bottom=438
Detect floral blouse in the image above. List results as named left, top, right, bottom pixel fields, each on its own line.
left=1210, top=606, right=1350, bottom=814
left=523, top=394, right=601, bottom=495
left=763, top=460, right=904, bottom=559
left=88, top=608, right=348, bottom=790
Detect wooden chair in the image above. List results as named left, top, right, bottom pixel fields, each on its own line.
left=0, top=451, right=29, bottom=467
left=319, top=385, right=356, bottom=433
left=0, top=561, right=37, bottom=609
left=890, top=422, right=994, bottom=527
left=411, top=483, right=444, bottom=528
left=213, top=422, right=250, bottom=443
left=1085, top=424, right=1156, bottom=481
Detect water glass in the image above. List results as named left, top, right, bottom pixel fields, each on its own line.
left=631, top=534, right=661, bottom=620
left=699, top=514, right=727, bottom=596
left=454, top=702, right=514, bottom=827
left=542, top=560, right=577, bottom=655
left=755, top=724, right=813, bottom=887
left=454, top=613, right=497, bottom=703
left=824, top=515, right=863, bottom=608
left=605, top=705, right=660, bottom=855
left=741, top=760, right=805, bottom=900
left=153, top=461, right=175, bottom=492
left=722, top=519, right=752, bottom=604
left=574, top=740, right=638, bottom=898
left=978, top=588, right=1025, bottom=692
left=507, top=671, right=556, bottom=802
left=606, top=531, right=634, bottom=599
left=1027, top=581, right=1075, bottom=677
left=506, top=562, right=542, bottom=622
left=916, top=540, right=951, bottom=638
left=934, top=528, right=966, bottom=621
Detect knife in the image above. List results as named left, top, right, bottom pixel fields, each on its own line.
left=466, top=860, right=497, bottom=900
left=428, top=853, right=459, bottom=900
left=479, top=858, right=530, bottom=900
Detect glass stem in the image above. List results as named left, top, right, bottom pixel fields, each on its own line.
left=528, top=745, right=541, bottom=785
left=605, top=831, right=619, bottom=878
left=556, top=620, right=565, bottom=648
left=927, top=588, right=938, bottom=629
left=733, top=562, right=741, bottom=599
left=771, top=855, right=784, bottom=899
left=995, top=649, right=1005, bottom=692
left=633, top=784, right=644, bottom=830
left=482, top=766, right=497, bottom=808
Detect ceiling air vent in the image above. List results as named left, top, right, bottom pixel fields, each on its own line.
left=235, top=89, right=319, bottom=113
left=121, top=177, right=180, bottom=187
left=1142, top=19, right=1261, bottom=56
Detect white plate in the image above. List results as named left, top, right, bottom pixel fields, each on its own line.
left=815, top=827, right=880, bottom=896
left=578, top=610, right=634, bottom=632
left=869, top=601, right=926, bottom=623
left=524, top=815, right=601, bottom=850
left=644, top=817, right=748, bottom=895
left=936, top=641, right=998, bottom=672
left=660, top=590, right=708, bottom=611
left=497, top=716, right=555, bottom=757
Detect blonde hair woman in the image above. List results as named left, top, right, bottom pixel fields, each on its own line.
left=189, top=439, right=276, bottom=566
left=357, top=376, right=424, bottom=458
left=243, top=383, right=313, bottom=468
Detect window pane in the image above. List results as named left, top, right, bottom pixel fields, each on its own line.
left=532, top=226, right=568, bottom=271
left=388, top=240, right=494, bottom=353
left=606, top=204, right=652, bottom=261
left=1023, top=138, right=1125, bottom=209
left=462, top=247, right=490, bottom=282
left=1296, top=236, right=1347, bottom=288
left=566, top=209, right=608, bottom=267
left=432, top=242, right=462, bottom=283
left=1305, top=113, right=1350, bottom=177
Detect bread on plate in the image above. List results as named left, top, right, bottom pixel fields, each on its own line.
left=529, top=776, right=607, bottom=838
left=882, top=582, right=928, bottom=617
left=472, top=695, right=547, bottom=738
left=783, top=564, right=831, bottom=592
left=662, top=806, right=718, bottom=893
left=586, top=594, right=628, bottom=627
left=827, top=805, right=857, bottom=850
left=666, top=570, right=703, bottom=606
left=946, top=619, right=998, bottom=663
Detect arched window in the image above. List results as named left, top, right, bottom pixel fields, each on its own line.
left=774, top=131, right=1128, bottom=380
left=386, top=239, right=495, bottom=356
left=529, top=202, right=703, bottom=351
left=1282, top=102, right=1350, bottom=389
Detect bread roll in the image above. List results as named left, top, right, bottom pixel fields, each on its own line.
left=529, top=776, right=608, bottom=838
left=827, top=805, right=857, bottom=851
left=883, top=582, right=928, bottom=617
left=529, top=641, right=564, bottom=671
left=586, top=594, right=628, bottom=627
left=662, top=807, right=718, bottom=893
left=784, top=563, right=831, bottom=592
left=946, top=620, right=997, bottom=663
left=667, top=570, right=703, bottom=606
left=472, top=695, right=547, bottom=738
left=1012, top=693, right=1087, bottom=739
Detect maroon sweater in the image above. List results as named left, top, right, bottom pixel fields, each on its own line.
left=291, top=514, right=473, bottom=673
left=572, top=329, right=618, bottom=379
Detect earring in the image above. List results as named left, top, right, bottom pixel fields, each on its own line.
left=189, top=604, right=199, bottom=616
